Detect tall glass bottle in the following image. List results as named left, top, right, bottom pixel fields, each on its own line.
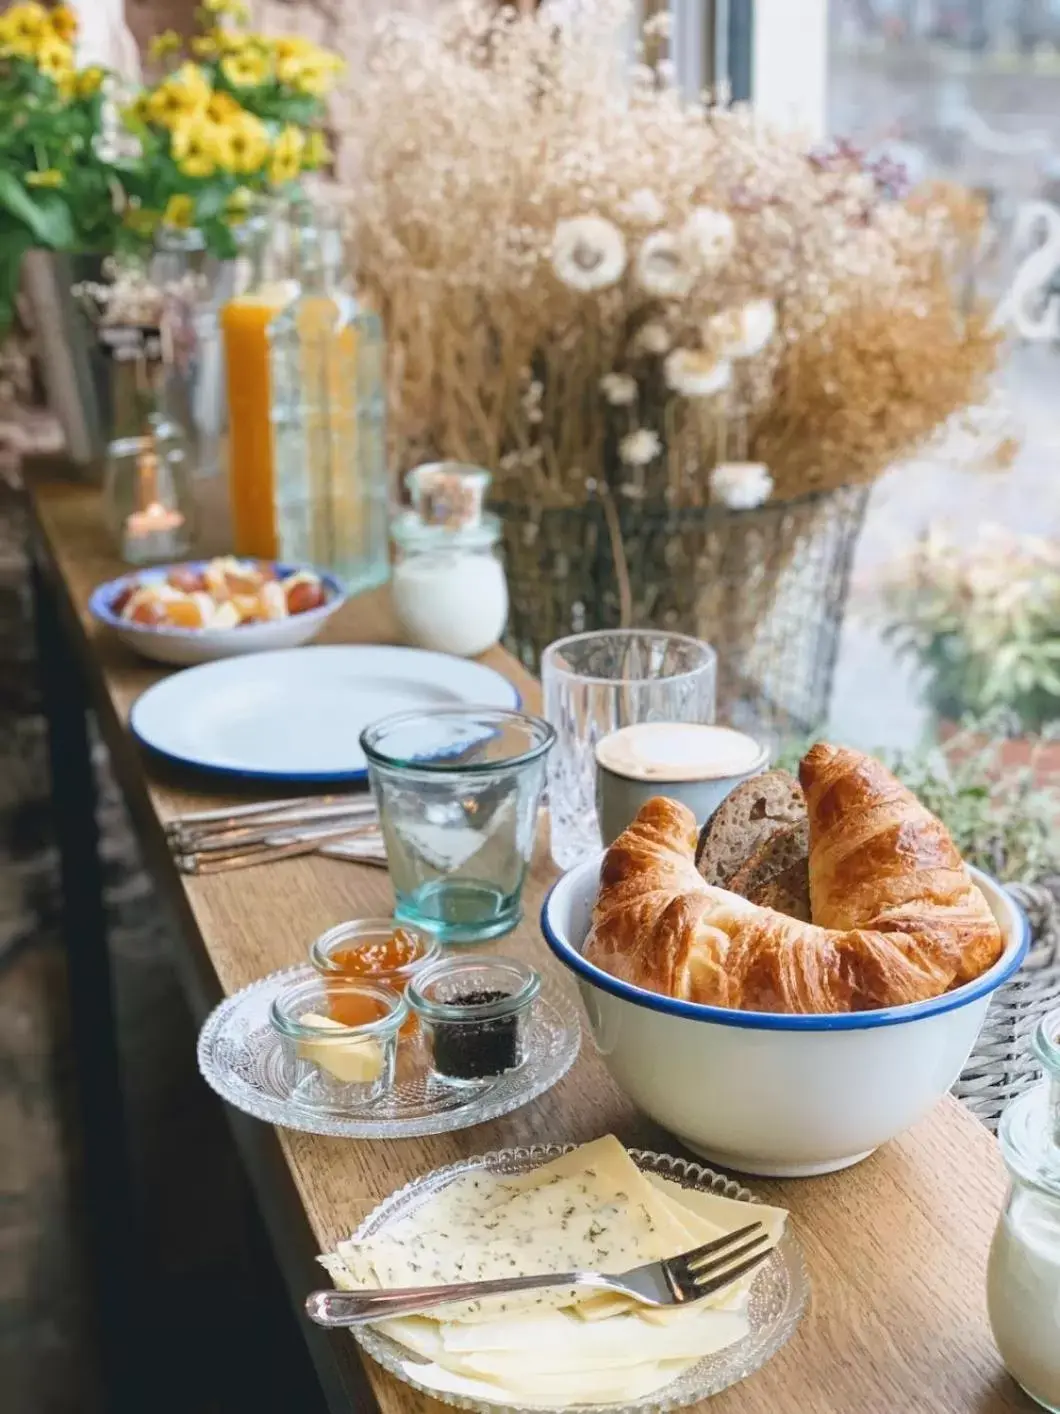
left=221, top=213, right=298, bottom=559
left=267, top=210, right=390, bottom=592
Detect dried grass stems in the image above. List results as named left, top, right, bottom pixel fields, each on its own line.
left=343, top=0, right=1000, bottom=512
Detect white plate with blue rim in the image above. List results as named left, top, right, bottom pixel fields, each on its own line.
left=129, top=644, right=521, bottom=783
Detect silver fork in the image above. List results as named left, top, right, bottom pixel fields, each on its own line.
left=305, top=1222, right=770, bottom=1327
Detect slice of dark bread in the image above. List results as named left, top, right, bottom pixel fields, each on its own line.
left=726, top=819, right=811, bottom=922
left=695, top=769, right=806, bottom=887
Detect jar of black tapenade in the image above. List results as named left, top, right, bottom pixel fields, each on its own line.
left=406, top=956, right=540, bottom=1085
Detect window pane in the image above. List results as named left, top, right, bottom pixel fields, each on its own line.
left=826, top=4, right=1060, bottom=747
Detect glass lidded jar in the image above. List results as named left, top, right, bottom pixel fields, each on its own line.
left=390, top=510, right=509, bottom=658
left=406, top=955, right=540, bottom=1086
left=987, top=1007, right=1060, bottom=1412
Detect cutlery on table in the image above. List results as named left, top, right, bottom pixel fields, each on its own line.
left=304, top=1222, right=771, bottom=1327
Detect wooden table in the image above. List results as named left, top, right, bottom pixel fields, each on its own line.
left=27, top=478, right=1033, bottom=1414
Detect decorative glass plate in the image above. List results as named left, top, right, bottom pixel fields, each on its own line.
left=348, top=1145, right=809, bottom=1413
left=197, top=966, right=581, bottom=1138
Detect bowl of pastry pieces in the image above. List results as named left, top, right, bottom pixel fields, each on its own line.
left=89, top=557, right=346, bottom=665
left=541, top=743, right=1029, bottom=1178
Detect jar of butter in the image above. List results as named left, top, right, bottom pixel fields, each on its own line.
left=987, top=1007, right=1060, bottom=1412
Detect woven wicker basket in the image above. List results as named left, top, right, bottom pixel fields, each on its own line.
left=954, top=880, right=1060, bottom=1132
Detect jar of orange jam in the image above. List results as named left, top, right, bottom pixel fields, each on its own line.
left=309, top=919, right=441, bottom=1036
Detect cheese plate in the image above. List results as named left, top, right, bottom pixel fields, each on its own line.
left=319, top=1140, right=808, bottom=1411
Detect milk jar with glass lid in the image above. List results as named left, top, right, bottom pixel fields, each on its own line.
left=987, top=1007, right=1060, bottom=1412
left=391, top=463, right=509, bottom=658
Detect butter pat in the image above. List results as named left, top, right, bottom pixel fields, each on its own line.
left=296, top=1012, right=383, bottom=1083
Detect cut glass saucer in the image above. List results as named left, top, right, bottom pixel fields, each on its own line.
left=197, top=965, right=581, bottom=1139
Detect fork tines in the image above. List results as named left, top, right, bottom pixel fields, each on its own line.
left=665, top=1221, right=772, bottom=1302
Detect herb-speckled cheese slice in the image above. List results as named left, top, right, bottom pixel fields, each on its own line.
left=353, top=1165, right=692, bottom=1321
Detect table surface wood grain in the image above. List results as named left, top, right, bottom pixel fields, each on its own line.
left=28, top=478, right=1033, bottom=1414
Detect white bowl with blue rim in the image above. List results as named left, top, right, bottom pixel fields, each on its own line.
left=541, top=859, right=1028, bottom=1178
left=88, top=561, right=347, bottom=667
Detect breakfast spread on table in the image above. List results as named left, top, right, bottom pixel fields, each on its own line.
left=584, top=742, right=1003, bottom=1013
left=109, top=557, right=329, bottom=629
left=316, top=1136, right=796, bottom=1409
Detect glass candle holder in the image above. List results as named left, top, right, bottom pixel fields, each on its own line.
left=406, top=955, right=540, bottom=1086
left=269, top=975, right=405, bottom=1112
left=308, top=918, right=441, bottom=1036
left=360, top=708, right=555, bottom=945
left=541, top=629, right=717, bottom=869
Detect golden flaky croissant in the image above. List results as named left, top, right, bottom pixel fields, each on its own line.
left=583, top=743, right=1003, bottom=1013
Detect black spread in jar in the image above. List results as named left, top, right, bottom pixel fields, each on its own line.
left=430, top=988, right=520, bottom=1080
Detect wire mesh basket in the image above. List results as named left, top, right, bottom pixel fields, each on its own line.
left=497, top=484, right=870, bottom=742
left=954, top=880, right=1060, bottom=1132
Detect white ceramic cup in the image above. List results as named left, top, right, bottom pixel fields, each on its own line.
left=595, top=722, right=769, bottom=847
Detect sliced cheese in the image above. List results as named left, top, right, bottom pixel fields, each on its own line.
left=295, top=1013, right=382, bottom=1084
left=437, top=1303, right=748, bottom=1369
left=402, top=1355, right=700, bottom=1408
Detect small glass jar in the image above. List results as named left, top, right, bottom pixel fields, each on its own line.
left=269, top=975, right=406, bottom=1112
left=360, top=708, right=555, bottom=944
left=407, top=956, right=540, bottom=1086
left=406, top=462, right=491, bottom=530
left=308, top=917, right=442, bottom=1036
left=987, top=1008, right=1060, bottom=1412
left=390, top=511, right=509, bottom=658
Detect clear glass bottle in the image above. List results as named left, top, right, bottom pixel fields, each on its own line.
left=987, top=1008, right=1060, bottom=1412
left=267, top=210, right=390, bottom=592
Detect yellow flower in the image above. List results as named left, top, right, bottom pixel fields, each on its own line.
left=26, top=168, right=63, bottom=188
left=170, top=115, right=220, bottom=179
left=220, top=46, right=270, bottom=89
left=148, top=62, right=210, bottom=126
left=123, top=93, right=152, bottom=127
left=204, top=0, right=250, bottom=19
left=4, top=4, right=47, bottom=45
left=205, top=90, right=242, bottom=125
left=48, top=5, right=78, bottom=42
left=163, top=194, right=195, bottom=228
left=77, top=66, right=104, bottom=98
left=267, top=124, right=304, bottom=185
left=36, top=36, right=73, bottom=82
left=219, top=111, right=269, bottom=175
left=301, top=129, right=332, bottom=169
left=148, top=29, right=182, bottom=61
left=123, top=206, right=161, bottom=238
left=225, top=185, right=253, bottom=224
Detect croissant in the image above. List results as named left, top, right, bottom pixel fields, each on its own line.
left=583, top=744, right=1003, bottom=1013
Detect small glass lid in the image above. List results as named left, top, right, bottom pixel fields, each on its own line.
left=406, top=462, right=491, bottom=529
left=998, top=1007, right=1060, bottom=1199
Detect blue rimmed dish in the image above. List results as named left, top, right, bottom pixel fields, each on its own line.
left=541, top=858, right=1028, bottom=1177
left=89, top=560, right=347, bottom=667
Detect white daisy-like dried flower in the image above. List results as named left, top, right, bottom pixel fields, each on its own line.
left=643, top=10, right=673, bottom=39
left=722, top=298, right=778, bottom=358
left=682, top=207, right=736, bottom=270
left=619, top=428, right=662, bottom=466
left=633, top=321, right=671, bottom=356
left=600, top=372, right=638, bottom=406
left=710, top=461, right=774, bottom=509
left=635, top=231, right=693, bottom=298
left=665, top=349, right=732, bottom=399
left=551, top=215, right=627, bottom=292
left=619, top=188, right=665, bottom=227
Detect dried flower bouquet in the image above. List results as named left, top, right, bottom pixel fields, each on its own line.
left=347, top=0, right=998, bottom=511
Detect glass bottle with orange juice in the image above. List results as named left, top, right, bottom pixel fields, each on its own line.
left=222, top=214, right=299, bottom=560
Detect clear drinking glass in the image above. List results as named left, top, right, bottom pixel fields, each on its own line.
left=542, top=629, right=717, bottom=868
left=360, top=709, right=555, bottom=945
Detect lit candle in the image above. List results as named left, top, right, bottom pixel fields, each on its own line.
left=122, top=450, right=187, bottom=563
